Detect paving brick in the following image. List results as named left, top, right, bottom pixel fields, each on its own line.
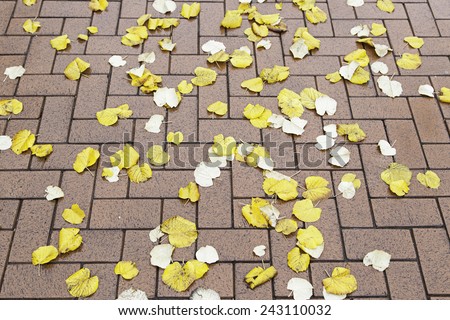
left=73, top=75, right=108, bottom=118
left=331, top=19, right=384, bottom=37
left=31, top=144, right=97, bottom=170
left=430, top=76, right=450, bottom=119
left=438, top=198, right=450, bottom=238
left=0, top=2, right=14, bottom=34
left=408, top=170, right=450, bottom=197
left=350, top=97, right=411, bottom=119
left=0, top=36, right=29, bottom=54
left=414, top=228, right=450, bottom=295
left=166, top=142, right=207, bottom=170
left=317, top=76, right=352, bottom=119
left=7, top=18, right=63, bottom=35
left=343, top=229, right=416, bottom=260
left=172, top=19, right=199, bottom=55
left=355, top=2, right=407, bottom=19
left=162, top=199, right=196, bottom=229
left=423, top=144, right=450, bottom=169
left=386, top=261, right=427, bottom=299
left=419, top=38, right=450, bottom=56
left=406, top=3, right=440, bottom=36
left=53, top=54, right=112, bottom=74
left=109, top=67, right=139, bottom=95
left=167, top=97, right=198, bottom=142
left=120, top=0, right=147, bottom=18
left=0, top=200, right=19, bottom=229
left=409, top=98, right=449, bottom=143
left=231, top=162, right=265, bottom=198
left=0, top=120, right=38, bottom=169
left=429, top=0, right=450, bottom=19
left=106, top=95, right=162, bottom=119
left=262, top=129, right=296, bottom=169
left=199, top=120, right=261, bottom=142
left=328, top=0, right=356, bottom=19
left=130, top=170, right=194, bottom=198
left=199, top=76, right=228, bottom=118
left=436, top=20, right=450, bottom=36
left=69, top=119, right=133, bottom=143
left=9, top=200, right=55, bottom=262
left=285, top=56, right=341, bottom=76
left=0, top=55, right=25, bottom=96
left=384, top=19, right=414, bottom=54
left=37, top=96, right=74, bottom=143
left=399, top=56, right=450, bottom=76
left=92, top=1, right=121, bottom=35
left=83, top=263, right=118, bottom=299
left=235, top=263, right=273, bottom=299
left=0, top=171, right=61, bottom=199
left=94, top=159, right=129, bottom=199
left=87, top=36, right=142, bottom=55
left=255, top=37, right=285, bottom=71
left=17, top=75, right=77, bottom=96
left=133, top=118, right=166, bottom=159
left=324, top=119, right=388, bottom=144
left=4, top=96, right=43, bottom=119
left=41, top=1, right=92, bottom=17
left=23, top=36, right=55, bottom=74
left=0, top=231, right=12, bottom=282
left=199, top=3, right=225, bottom=37
left=261, top=76, right=316, bottom=97
left=375, top=76, right=430, bottom=97
left=170, top=55, right=226, bottom=75
left=296, top=142, right=362, bottom=170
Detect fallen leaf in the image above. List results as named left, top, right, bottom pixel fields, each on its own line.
left=4, top=65, right=25, bottom=80
left=241, top=77, right=264, bottom=92
left=162, top=260, right=208, bottom=292
left=323, top=267, right=357, bottom=295
left=245, top=266, right=277, bottom=289
left=138, top=52, right=155, bottom=64
left=190, top=287, right=221, bottom=300
left=351, top=24, right=370, bottom=37
left=64, top=57, right=90, bottom=80
left=263, top=177, right=299, bottom=201
left=167, top=131, right=184, bottom=145
left=253, top=245, right=266, bottom=257
left=50, top=35, right=70, bottom=51
left=338, top=181, right=356, bottom=200
left=202, top=40, right=226, bottom=54
left=66, top=268, right=99, bottom=298
left=337, top=123, right=366, bottom=142
left=178, top=80, right=193, bottom=94
left=87, top=26, right=98, bottom=34
left=96, top=104, right=132, bottom=126
left=287, top=277, right=313, bottom=300
left=59, top=228, right=83, bottom=253
left=11, top=129, right=35, bottom=154
left=149, top=225, right=164, bottom=243
left=417, top=170, right=440, bottom=189
left=89, top=0, right=109, bottom=11
left=293, top=0, right=315, bottom=11
left=108, top=55, right=127, bottom=67
left=23, top=19, right=40, bottom=34
left=339, top=61, right=360, bottom=80
left=282, top=117, right=308, bottom=136
left=159, top=38, right=176, bottom=51
left=148, top=18, right=180, bottom=31
left=0, top=98, right=23, bottom=116
left=378, top=139, right=396, bottom=156
left=381, top=162, right=412, bottom=196
left=207, top=101, right=228, bottom=116
left=0, top=135, right=12, bottom=151
left=154, top=87, right=180, bottom=108
left=329, top=146, right=350, bottom=167
left=294, top=27, right=320, bottom=51
left=404, top=36, right=424, bottom=49
left=115, top=261, right=139, bottom=280
left=371, top=61, right=389, bottom=74
left=418, top=84, right=435, bottom=97
left=315, top=134, right=336, bottom=150
left=45, top=186, right=64, bottom=201
left=256, top=39, right=272, bottom=49
left=287, top=247, right=310, bottom=273
left=363, top=250, right=391, bottom=272
left=145, top=115, right=164, bottom=133
left=260, top=204, right=281, bottom=227
left=221, top=10, right=242, bottom=29
left=212, top=134, right=236, bottom=157
left=290, top=39, right=309, bottom=59
left=377, top=75, right=403, bottom=98
left=315, top=96, right=337, bottom=116
left=371, top=23, right=386, bottom=36
left=179, top=182, right=200, bottom=202
left=77, top=34, right=88, bottom=41
left=230, top=48, right=253, bottom=69
left=196, top=245, right=219, bottom=264
left=260, top=65, right=290, bottom=83
left=325, top=71, right=342, bottom=83
left=397, top=53, right=422, bottom=70
left=23, top=0, right=37, bottom=6
left=110, top=145, right=139, bottom=170
left=275, top=219, right=298, bottom=235
left=374, top=43, right=392, bottom=57
left=302, top=176, right=331, bottom=202
left=293, top=199, right=322, bottom=222
left=127, top=163, right=153, bottom=183
left=150, top=244, right=174, bottom=269
left=191, top=67, right=217, bottom=86
left=347, top=0, right=364, bottom=7
left=118, top=288, right=148, bottom=300
left=194, top=162, right=221, bottom=187
left=242, top=198, right=271, bottom=228
left=244, top=103, right=272, bottom=128
left=345, top=49, right=369, bottom=67
left=181, top=2, right=201, bottom=19
left=161, top=216, right=198, bottom=248
left=127, top=64, right=145, bottom=77
left=32, top=245, right=58, bottom=265
left=323, top=286, right=346, bottom=300
left=153, top=0, right=177, bottom=14
left=73, top=147, right=100, bottom=173
left=102, top=166, right=120, bottom=183
left=439, top=87, right=450, bottom=103
left=62, top=204, right=86, bottom=225
left=305, top=6, right=327, bottom=24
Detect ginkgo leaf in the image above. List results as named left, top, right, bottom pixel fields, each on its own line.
left=179, top=182, right=200, bottom=202
left=252, top=23, right=269, bottom=37
left=275, top=2, right=283, bottom=10
left=371, top=23, right=386, bottom=36
left=242, top=198, right=271, bottom=228
left=64, top=57, right=90, bottom=81
left=263, top=177, right=299, bottom=201
left=337, top=123, right=366, bottom=142
left=253, top=245, right=266, bottom=257
left=202, top=40, right=226, bottom=55
left=207, top=51, right=230, bottom=64
left=341, top=173, right=361, bottom=191
left=260, top=65, right=290, bottom=83
left=159, top=38, right=176, bottom=51
left=178, top=80, right=193, bottom=94
left=50, top=35, right=71, bottom=51
left=87, top=26, right=98, bottom=34
left=150, top=243, right=174, bottom=269
left=196, top=245, right=219, bottom=264
left=339, top=61, right=360, bottom=80
left=4, top=65, right=25, bottom=80
left=127, top=163, right=152, bottom=183
left=363, top=250, right=391, bottom=272
left=190, top=287, right=221, bottom=300
left=345, top=49, right=369, bottom=67
left=207, top=101, right=228, bottom=116
left=161, top=216, right=198, bottom=248
left=290, top=39, right=309, bottom=59
left=244, top=104, right=272, bottom=129
left=167, top=131, right=184, bottom=145
left=245, top=266, right=277, bottom=289
left=96, top=104, right=133, bottom=126
left=66, top=268, right=99, bottom=298
left=305, top=6, right=327, bottom=24
left=115, top=261, right=139, bottom=280
left=268, top=114, right=285, bottom=129
left=292, top=199, right=322, bottom=222
left=230, top=49, right=253, bottom=68
left=194, top=162, right=221, bottom=187
left=323, top=267, right=357, bottom=296
left=377, top=0, right=395, bottom=14
left=73, top=147, right=100, bottom=173
left=275, top=219, right=298, bottom=236
left=45, top=186, right=64, bottom=201
left=191, top=67, right=217, bottom=86
left=315, top=134, right=336, bottom=150
left=77, top=34, right=89, bottom=41
left=127, top=64, right=145, bottom=78
left=0, top=135, right=12, bottom=151
left=181, top=2, right=201, bottom=19
left=149, top=225, right=164, bottom=243
left=249, top=11, right=280, bottom=25
left=118, top=288, right=148, bottom=300
left=377, top=76, right=403, bottom=98
left=148, top=18, right=180, bottom=31
left=153, top=0, right=177, bottom=14
left=389, top=179, right=409, bottom=196
left=302, top=176, right=331, bottom=202
left=300, top=87, right=325, bottom=110
left=418, top=84, right=435, bottom=98
left=397, top=53, right=422, bottom=70
left=439, top=87, right=450, bottom=103
left=147, top=145, right=170, bottom=166
left=108, top=55, right=127, bottom=67
left=417, top=171, right=441, bottom=189
left=294, top=27, right=321, bottom=50
left=162, top=260, right=208, bottom=292
left=138, top=52, right=155, bottom=64
left=329, top=146, right=350, bottom=167
left=221, top=10, right=242, bottom=29
left=241, top=77, right=264, bottom=93
left=137, top=14, right=151, bottom=26
left=287, top=278, right=313, bottom=300
left=378, top=139, right=396, bottom=156
left=23, top=19, right=40, bottom=34
left=276, top=89, right=304, bottom=119
left=282, top=117, right=307, bottom=136
left=371, top=61, right=389, bottom=75
left=244, top=27, right=261, bottom=43
left=32, top=245, right=58, bottom=265
left=62, top=204, right=86, bottom=225
left=59, top=228, right=83, bottom=253
left=325, top=71, right=342, bottom=83
left=287, top=247, right=310, bottom=273
left=404, top=36, right=424, bottom=49
left=11, top=129, right=35, bottom=155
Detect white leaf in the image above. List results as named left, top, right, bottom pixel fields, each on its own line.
left=323, top=124, right=338, bottom=138
left=323, top=286, right=346, bottom=300
left=371, top=61, right=389, bottom=75
left=347, top=0, right=364, bottom=7
left=196, top=245, right=219, bottom=264
left=264, top=170, right=291, bottom=181
left=4, top=65, right=25, bottom=79
left=152, top=0, right=176, bottom=14
left=302, top=243, right=324, bottom=259
left=374, top=43, right=392, bottom=58
left=287, top=278, right=313, bottom=300
left=45, top=186, right=64, bottom=201
left=315, top=135, right=336, bottom=150
left=239, top=46, right=251, bottom=55
left=208, top=147, right=233, bottom=168
left=260, top=204, right=280, bottom=227
left=153, top=87, right=179, bottom=108
left=145, top=114, right=165, bottom=133
left=149, top=225, right=164, bottom=243
left=329, top=146, right=350, bottom=167
left=127, top=64, right=145, bottom=77
left=282, top=117, right=308, bottom=136
left=236, top=142, right=254, bottom=157
left=378, top=139, right=396, bottom=156
left=418, top=84, right=435, bottom=98
left=257, top=155, right=274, bottom=171
left=159, top=38, right=176, bottom=51
left=267, top=114, right=285, bottom=129
left=351, top=25, right=370, bottom=37
left=201, top=40, right=226, bottom=55
left=0, top=135, right=12, bottom=151
left=194, top=162, right=221, bottom=187
left=150, top=243, right=174, bottom=269
left=253, top=245, right=266, bottom=257
left=239, top=0, right=252, bottom=3
left=118, top=288, right=148, bottom=300
left=290, top=39, right=309, bottom=59
left=190, top=287, right=221, bottom=300
left=257, top=0, right=265, bottom=3
left=105, top=166, right=120, bottom=183
left=363, top=249, right=391, bottom=272
left=108, top=55, right=127, bottom=67
left=377, top=75, right=403, bottom=98
left=138, top=52, right=156, bottom=64
left=338, top=181, right=356, bottom=199
left=256, top=39, right=272, bottom=50
left=315, top=96, right=337, bottom=116
left=339, top=61, right=359, bottom=80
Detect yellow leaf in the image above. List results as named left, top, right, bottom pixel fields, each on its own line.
left=59, top=228, right=83, bottom=253
left=162, top=260, right=208, bottom=292
left=325, top=71, right=342, bottom=83
left=287, top=247, right=310, bottom=273
left=230, top=49, right=253, bottom=68
left=323, top=267, right=357, bottom=295
left=341, top=173, right=361, bottom=189
left=62, top=204, right=86, bottom=225
left=179, top=182, right=200, bottom=202
left=110, top=144, right=140, bottom=170
left=64, top=57, right=90, bottom=80
left=293, top=0, right=316, bottom=11
left=23, top=19, right=40, bottom=34
left=89, top=0, right=109, bottom=12
left=389, top=179, right=409, bottom=196
left=181, top=3, right=201, bottom=19
left=344, top=49, right=370, bottom=67
left=127, top=163, right=153, bottom=183
left=371, top=23, right=386, bottom=36
left=126, top=27, right=148, bottom=39
left=161, top=216, right=198, bottom=248
left=121, top=33, right=144, bottom=47
left=77, top=34, right=88, bottom=41
left=177, top=80, right=193, bottom=94
left=297, top=225, right=323, bottom=250
left=277, top=88, right=304, bottom=118
left=252, top=23, right=269, bottom=38
left=241, top=77, right=264, bottom=93
left=292, top=199, right=322, bottom=222
left=243, top=104, right=272, bottom=129
left=242, top=198, right=270, bottom=228
left=32, top=245, right=58, bottom=265
left=137, top=14, right=151, bottom=26
left=380, top=162, right=412, bottom=185
left=23, top=0, right=36, bottom=6
left=158, top=38, right=176, bottom=51
left=337, top=123, right=366, bottom=142
left=377, top=0, right=395, bottom=14
left=260, top=65, right=290, bottom=83
left=403, top=36, right=424, bottom=49
left=50, top=35, right=71, bottom=51
left=263, top=178, right=299, bottom=201
left=396, top=53, right=422, bottom=70
left=349, top=66, right=370, bottom=84
left=439, top=87, right=450, bottom=104
left=221, top=10, right=242, bottom=29
left=66, top=268, right=99, bottom=298
left=96, top=104, right=133, bottom=126
left=417, top=171, right=440, bottom=189
left=244, top=27, right=262, bottom=43
left=302, top=176, right=331, bottom=202
left=275, top=219, right=298, bottom=235
left=275, top=3, right=283, bottom=10
left=147, top=145, right=170, bottom=166
left=294, top=27, right=320, bottom=50
left=191, top=67, right=217, bottom=87
left=207, top=51, right=230, bottom=63
left=207, top=101, right=228, bottom=116
left=0, top=99, right=23, bottom=116
left=357, top=37, right=374, bottom=47
left=305, top=6, right=327, bottom=24
left=87, top=26, right=98, bottom=34
left=30, top=144, right=53, bottom=157
left=212, top=134, right=236, bottom=157
left=148, top=18, right=180, bottom=30
left=114, top=261, right=139, bottom=280
left=73, top=147, right=100, bottom=173
left=300, top=87, right=325, bottom=110
left=167, top=131, right=184, bottom=145
left=245, top=266, right=277, bottom=289
left=11, top=129, right=35, bottom=155
left=250, top=12, right=280, bottom=25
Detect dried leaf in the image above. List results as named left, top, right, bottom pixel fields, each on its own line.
left=73, top=147, right=100, bottom=173
left=11, top=129, right=35, bottom=154
left=59, top=228, right=83, bottom=253
left=32, top=245, right=58, bottom=265
left=115, top=261, right=139, bottom=280
left=417, top=170, right=440, bottom=189
left=66, top=268, right=99, bottom=298
left=161, top=216, right=198, bottom=248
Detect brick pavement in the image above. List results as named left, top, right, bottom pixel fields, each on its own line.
left=0, top=0, right=449, bottom=300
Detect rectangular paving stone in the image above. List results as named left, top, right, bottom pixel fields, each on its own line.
left=92, top=2, right=120, bottom=35
left=31, top=144, right=97, bottom=170
left=235, top=263, right=273, bottom=300
left=0, top=171, right=61, bottom=198
left=355, top=2, right=407, bottom=19
left=399, top=57, right=450, bottom=76
left=41, top=1, right=92, bottom=17
left=167, top=97, right=198, bottom=142
left=199, top=3, right=225, bottom=36
left=69, top=119, right=133, bottom=143
left=53, top=54, right=112, bottom=74
left=17, top=75, right=77, bottom=96
left=172, top=19, right=199, bottom=55
left=0, top=200, right=20, bottom=229
left=74, top=75, right=109, bottom=118
left=285, top=56, right=341, bottom=75
left=408, top=170, right=450, bottom=197
left=406, top=3, right=440, bottom=36
left=0, top=2, right=14, bottom=33
left=86, top=36, right=142, bottom=55
left=24, top=36, right=56, bottom=74
left=120, top=0, right=147, bottom=18
left=7, top=18, right=63, bottom=35
left=0, top=36, right=29, bottom=54
left=386, top=261, right=427, bottom=299
left=0, top=231, right=12, bottom=283
left=83, top=263, right=118, bottom=299
left=409, top=98, right=449, bottom=143
left=423, top=144, right=450, bottom=169
left=350, top=97, right=411, bottom=119
left=37, top=96, right=74, bottom=143
left=231, top=162, right=265, bottom=198
left=199, top=120, right=261, bottom=142
left=129, top=170, right=195, bottom=198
